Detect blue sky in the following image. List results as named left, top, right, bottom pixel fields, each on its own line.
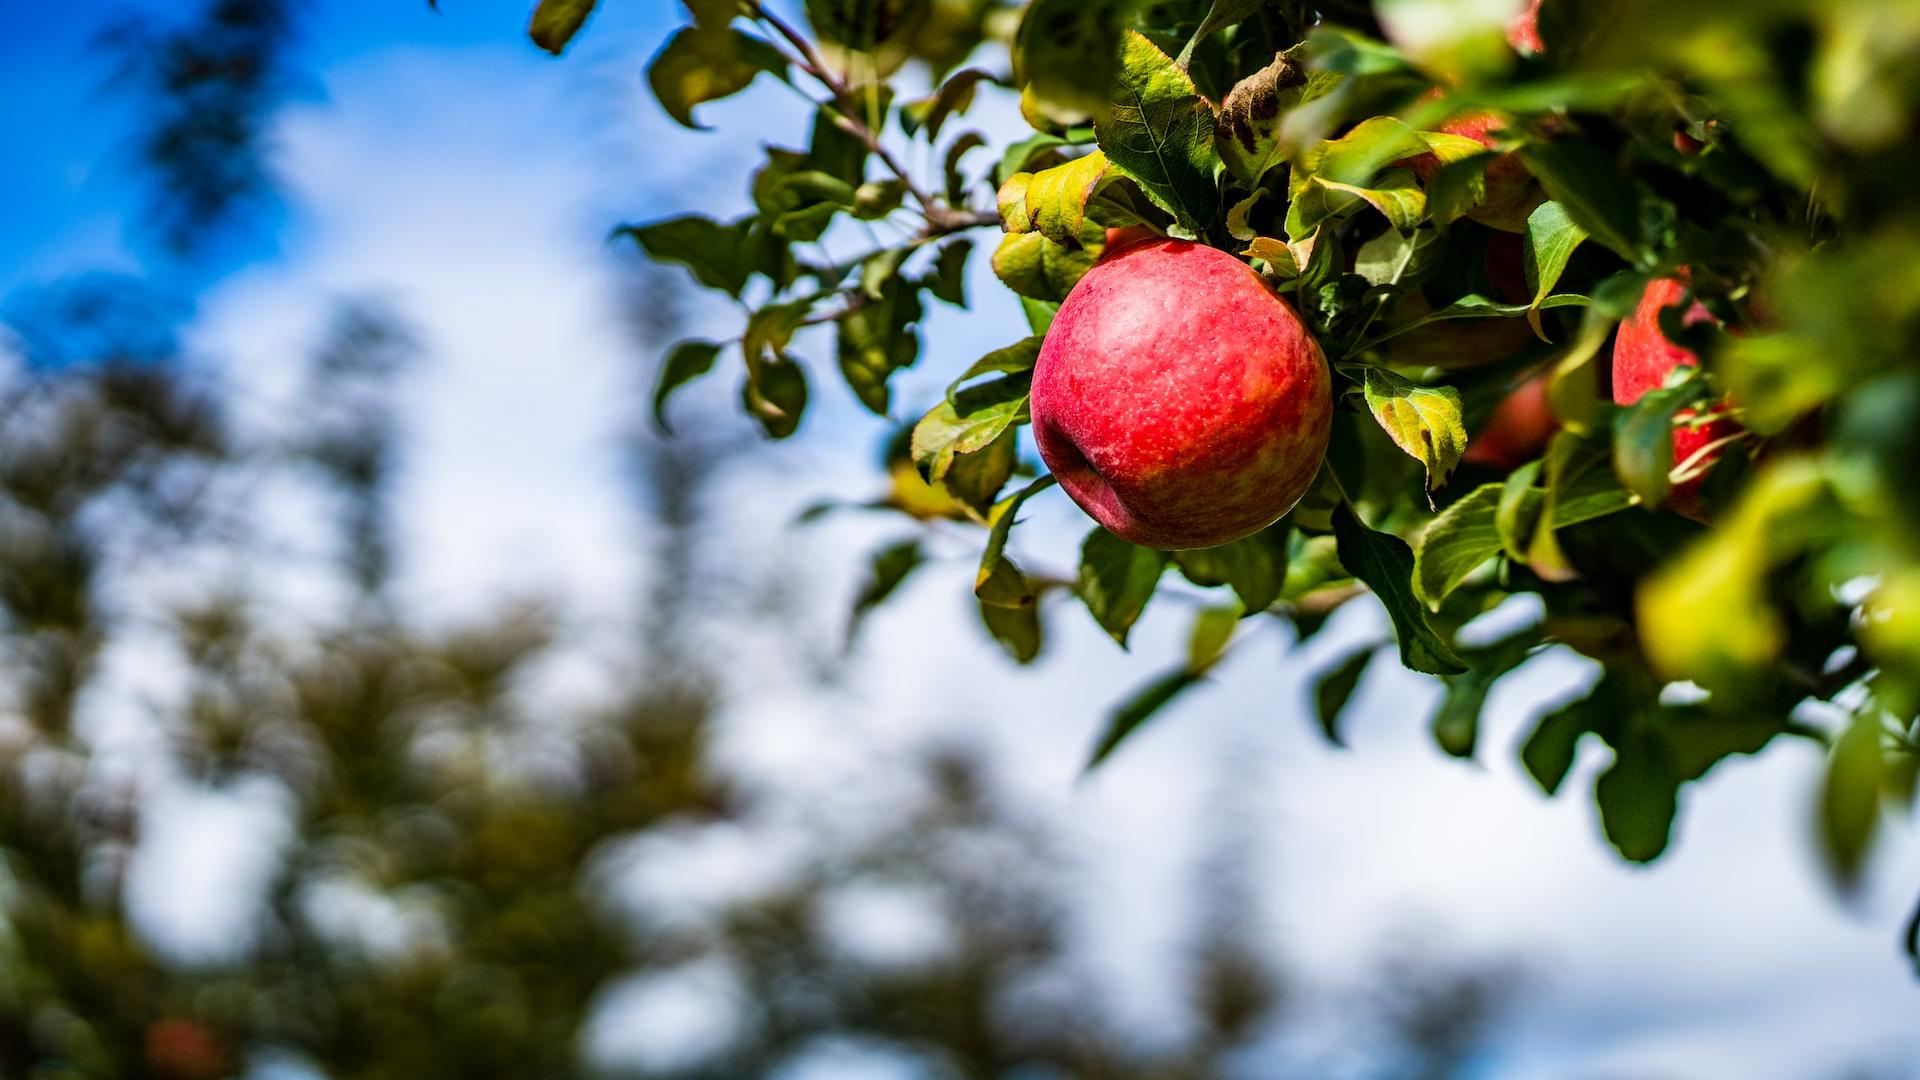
left=8, top=4, right=1920, bottom=1078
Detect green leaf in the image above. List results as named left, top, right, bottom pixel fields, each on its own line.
left=1314, top=646, right=1375, bottom=747
left=1331, top=503, right=1467, bottom=676
left=646, top=27, right=788, bottom=129
left=529, top=0, right=596, bottom=54
left=1014, top=0, right=1131, bottom=119
left=1354, top=225, right=1442, bottom=287
left=1426, top=154, right=1493, bottom=226
left=652, top=339, right=722, bottom=434
left=975, top=475, right=1058, bottom=605
left=1078, top=528, right=1169, bottom=646
left=1612, top=379, right=1697, bottom=508
left=911, top=372, right=1031, bottom=484
left=997, top=131, right=1071, bottom=187
left=1187, top=604, right=1241, bottom=671
left=1286, top=116, right=1430, bottom=239
left=1362, top=367, right=1467, bottom=493
left=981, top=598, right=1044, bottom=663
left=1822, top=715, right=1886, bottom=886
left=1021, top=297, right=1060, bottom=334
left=1317, top=170, right=1426, bottom=232
left=1595, top=730, right=1680, bottom=863
left=1094, top=32, right=1221, bottom=233
left=1084, top=597, right=1242, bottom=770
left=1516, top=141, right=1641, bottom=262
left=837, top=277, right=922, bottom=415
left=1021, top=152, right=1112, bottom=247
left=991, top=228, right=1101, bottom=302
left=1173, top=525, right=1290, bottom=614
left=1430, top=630, right=1538, bottom=759
left=1494, top=459, right=1543, bottom=561
left=1412, top=482, right=1502, bottom=610
left=1243, top=236, right=1299, bottom=279
left=1213, top=52, right=1316, bottom=186
left=945, top=336, right=1044, bottom=407
left=908, top=67, right=993, bottom=141
left=1086, top=668, right=1202, bottom=770
left=742, top=352, right=809, bottom=438
left=1522, top=201, right=1588, bottom=340
left=618, top=215, right=758, bottom=297
left=849, top=539, right=924, bottom=641
left=944, top=132, right=987, bottom=204
left=805, top=0, right=926, bottom=49
left=1177, top=0, right=1268, bottom=67
left=941, top=428, right=1018, bottom=519
left=1519, top=692, right=1598, bottom=795
left=924, top=240, right=971, bottom=307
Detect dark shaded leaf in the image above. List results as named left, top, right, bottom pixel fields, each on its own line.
left=1314, top=646, right=1374, bottom=746
left=1078, top=528, right=1168, bottom=646
left=1331, top=503, right=1467, bottom=676
left=529, top=0, right=596, bottom=54
left=652, top=339, right=722, bottom=434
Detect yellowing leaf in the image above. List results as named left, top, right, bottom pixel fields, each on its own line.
left=1022, top=152, right=1112, bottom=248
left=1362, top=367, right=1467, bottom=492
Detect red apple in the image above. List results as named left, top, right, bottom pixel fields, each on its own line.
left=1030, top=239, right=1332, bottom=549
left=1611, top=275, right=1743, bottom=520
left=1463, top=373, right=1556, bottom=470
left=1508, top=0, right=1545, bottom=53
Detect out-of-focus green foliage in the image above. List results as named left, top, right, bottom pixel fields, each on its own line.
left=599, top=0, right=1920, bottom=911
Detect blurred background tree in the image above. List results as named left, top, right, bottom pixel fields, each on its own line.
left=0, top=272, right=1516, bottom=1077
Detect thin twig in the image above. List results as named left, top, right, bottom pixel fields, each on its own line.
left=743, top=0, right=975, bottom=231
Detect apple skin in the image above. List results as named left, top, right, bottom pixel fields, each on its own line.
left=1030, top=239, right=1332, bottom=550
left=1611, top=276, right=1743, bottom=521
left=1462, top=373, right=1556, bottom=470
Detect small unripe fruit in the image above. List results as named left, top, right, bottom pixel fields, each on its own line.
left=1030, top=240, right=1332, bottom=549
left=1611, top=276, right=1743, bottom=521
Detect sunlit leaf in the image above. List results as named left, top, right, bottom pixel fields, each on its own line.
left=1362, top=367, right=1467, bottom=493
left=529, top=0, right=596, bottom=54
left=1522, top=200, right=1587, bottom=340
left=1094, top=32, right=1220, bottom=232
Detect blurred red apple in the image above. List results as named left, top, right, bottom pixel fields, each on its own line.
left=1404, top=94, right=1543, bottom=234
left=1508, top=0, right=1545, bottom=53
left=1611, top=276, right=1743, bottom=520
left=144, top=1018, right=230, bottom=1080
left=1463, top=373, right=1556, bottom=470
left=1030, top=240, right=1332, bottom=549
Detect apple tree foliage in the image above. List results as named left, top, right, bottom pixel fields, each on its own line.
left=537, top=1, right=1920, bottom=909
